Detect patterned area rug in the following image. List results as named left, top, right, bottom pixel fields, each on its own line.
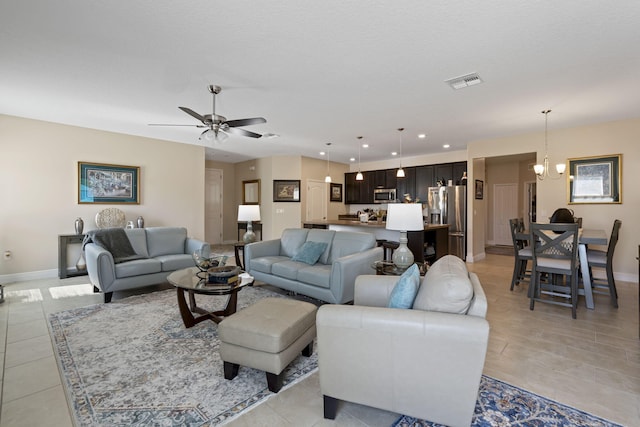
left=48, top=286, right=318, bottom=426
left=392, top=375, right=622, bottom=427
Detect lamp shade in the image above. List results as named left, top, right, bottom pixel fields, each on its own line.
left=237, top=205, right=261, bottom=222
left=385, top=204, right=424, bottom=232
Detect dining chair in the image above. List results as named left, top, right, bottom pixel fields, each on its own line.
left=587, top=219, right=621, bottom=308
left=509, top=218, right=532, bottom=290
left=574, top=217, right=583, bottom=228
left=529, top=222, right=580, bottom=318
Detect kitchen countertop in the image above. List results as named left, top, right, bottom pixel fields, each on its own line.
left=302, top=220, right=449, bottom=231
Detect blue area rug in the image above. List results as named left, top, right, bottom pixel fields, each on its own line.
left=392, top=375, right=622, bottom=427
left=48, top=286, right=318, bottom=426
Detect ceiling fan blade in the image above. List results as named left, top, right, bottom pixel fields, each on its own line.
left=226, top=127, right=262, bottom=138
left=178, top=107, right=207, bottom=123
left=148, top=123, right=206, bottom=127
left=225, top=117, right=267, bottom=127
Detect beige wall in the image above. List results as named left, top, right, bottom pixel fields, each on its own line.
left=301, top=156, right=349, bottom=221
left=1, top=114, right=205, bottom=278
left=469, top=117, right=640, bottom=281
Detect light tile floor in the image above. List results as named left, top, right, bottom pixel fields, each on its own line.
left=1, top=254, right=638, bottom=426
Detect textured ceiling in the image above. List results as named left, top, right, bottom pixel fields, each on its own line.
left=1, top=1, right=639, bottom=163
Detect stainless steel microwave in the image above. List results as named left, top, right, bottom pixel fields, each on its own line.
left=373, top=188, right=397, bottom=203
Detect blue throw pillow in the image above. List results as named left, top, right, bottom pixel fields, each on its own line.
left=388, top=264, right=420, bottom=309
left=291, top=241, right=328, bottom=265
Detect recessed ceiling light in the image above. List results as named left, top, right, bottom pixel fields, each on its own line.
left=418, top=134, right=426, bottom=139
left=391, top=151, right=398, bottom=156
left=443, top=144, right=450, bottom=149
left=349, top=157, right=356, bottom=162
left=362, top=144, right=369, bottom=148
left=320, top=151, right=326, bottom=156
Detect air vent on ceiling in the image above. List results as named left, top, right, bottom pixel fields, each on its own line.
left=445, top=73, right=483, bottom=90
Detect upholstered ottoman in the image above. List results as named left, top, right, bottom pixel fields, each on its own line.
left=218, top=297, right=317, bottom=392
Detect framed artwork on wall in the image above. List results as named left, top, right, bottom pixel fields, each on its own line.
left=242, top=179, right=261, bottom=205
left=475, top=179, right=484, bottom=200
left=330, top=183, right=342, bottom=202
left=78, top=162, right=140, bottom=204
left=568, top=154, right=621, bottom=204
left=273, top=180, right=301, bottom=202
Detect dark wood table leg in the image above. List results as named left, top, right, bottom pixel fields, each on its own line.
left=177, top=288, right=240, bottom=328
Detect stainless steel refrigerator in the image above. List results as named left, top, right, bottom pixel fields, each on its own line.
left=427, top=186, right=467, bottom=260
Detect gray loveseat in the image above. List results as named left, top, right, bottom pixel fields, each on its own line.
left=244, top=228, right=383, bottom=304
left=85, top=227, right=209, bottom=303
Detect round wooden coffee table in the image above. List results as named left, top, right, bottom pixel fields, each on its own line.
left=167, top=267, right=254, bottom=328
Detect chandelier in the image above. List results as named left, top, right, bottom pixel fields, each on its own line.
left=534, top=109, right=565, bottom=180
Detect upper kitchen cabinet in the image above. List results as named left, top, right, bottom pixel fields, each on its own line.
left=453, top=161, right=467, bottom=185
left=435, top=164, right=453, bottom=186
left=415, top=165, right=435, bottom=202
left=345, top=171, right=374, bottom=204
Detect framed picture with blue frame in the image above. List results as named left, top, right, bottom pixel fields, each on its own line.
left=78, top=161, right=140, bottom=204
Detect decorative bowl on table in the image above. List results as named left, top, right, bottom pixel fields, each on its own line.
left=192, top=251, right=228, bottom=272
left=206, top=265, right=241, bottom=284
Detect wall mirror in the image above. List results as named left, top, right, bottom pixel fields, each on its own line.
left=242, top=179, right=261, bottom=205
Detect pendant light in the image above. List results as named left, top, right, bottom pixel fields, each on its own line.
left=324, top=142, right=332, bottom=183
left=396, top=128, right=405, bottom=178
left=355, top=136, right=364, bottom=181
left=534, top=110, right=565, bottom=180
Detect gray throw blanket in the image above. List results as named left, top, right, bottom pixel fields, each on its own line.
left=83, top=228, right=146, bottom=264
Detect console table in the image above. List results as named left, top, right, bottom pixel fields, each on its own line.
left=58, top=234, right=87, bottom=279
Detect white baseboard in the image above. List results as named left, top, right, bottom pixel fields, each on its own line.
left=467, top=252, right=486, bottom=263
left=0, top=269, right=58, bottom=284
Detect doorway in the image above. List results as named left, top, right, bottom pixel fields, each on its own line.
left=306, top=179, right=327, bottom=221
left=524, top=181, right=537, bottom=228
left=493, top=183, right=518, bottom=246
left=205, top=168, right=223, bottom=244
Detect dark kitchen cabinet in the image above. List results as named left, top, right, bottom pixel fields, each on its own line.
left=396, top=166, right=416, bottom=202
left=415, top=165, right=435, bottom=202
left=453, top=162, right=467, bottom=185
left=385, top=169, right=397, bottom=189
left=345, top=171, right=374, bottom=204
left=435, top=164, right=453, bottom=186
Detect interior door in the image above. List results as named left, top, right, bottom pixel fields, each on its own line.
left=306, top=179, right=327, bottom=221
left=205, top=168, right=223, bottom=244
left=493, top=183, right=518, bottom=246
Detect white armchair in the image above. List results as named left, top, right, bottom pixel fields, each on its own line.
left=317, top=255, right=490, bottom=427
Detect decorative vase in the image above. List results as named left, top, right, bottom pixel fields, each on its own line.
left=76, top=252, right=87, bottom=272
left=137, top=216, right=145, bottom=228
left=75, top=217, right=84, bottom=235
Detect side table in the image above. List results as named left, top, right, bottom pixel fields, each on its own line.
left=58, top=234, right=88, bottom=279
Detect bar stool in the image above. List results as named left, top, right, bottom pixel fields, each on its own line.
left=382, top=241, right=399, bottom=261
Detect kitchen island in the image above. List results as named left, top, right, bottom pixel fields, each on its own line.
left=302, top=220, right=449, bottom=264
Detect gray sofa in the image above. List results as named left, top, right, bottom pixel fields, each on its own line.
left=244, top=228, right=383, bottom=304
left=317, top=255, right=489, bottom=427
left=84, top=227, right=209, bottom=303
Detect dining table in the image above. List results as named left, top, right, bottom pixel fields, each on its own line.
left=521, top=227, right=607, bottom=310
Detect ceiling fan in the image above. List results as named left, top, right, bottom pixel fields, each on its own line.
left=150, top=85, right=266, bottom=141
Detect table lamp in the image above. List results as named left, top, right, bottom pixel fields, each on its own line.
left=385, top=204, right=424, bottom=271
left=238, top=205, right=261, bottom=243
